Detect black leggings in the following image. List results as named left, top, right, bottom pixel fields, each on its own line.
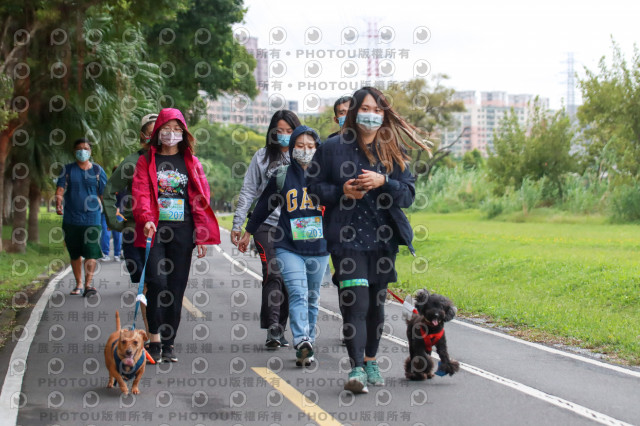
left=145, top=224, right=194, bottom=345
left=332, top=251, right=397, bottom=367
left=253, top=223, right=288, bottom=331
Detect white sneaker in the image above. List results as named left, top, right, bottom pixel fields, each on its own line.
left=113, top=255, right=121, bottom=262
left=100, top=255, right=110, bottom=261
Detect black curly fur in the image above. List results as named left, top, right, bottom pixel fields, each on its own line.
left=404, top=289, right=460, bottom=380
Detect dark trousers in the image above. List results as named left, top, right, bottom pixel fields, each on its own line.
left=332, top=251, right=397, bottom=367
left=145, top=224, right=194, bottom=345
left=253, top=224, right=288, bottom=331
left=122, top=228, right=145, bottom=284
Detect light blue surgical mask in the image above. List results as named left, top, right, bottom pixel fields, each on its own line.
left=75, top=149, right=91, bottom=162
left=356, top=112, right=384, bottom=131
left=337, top=115, right=346, bottom=127
left=277, top=133, right=291, bottom=147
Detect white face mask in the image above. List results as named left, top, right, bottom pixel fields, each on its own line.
left=159, top=131, right=182, bottom=147
left=293, top=148, right=316, bottom=166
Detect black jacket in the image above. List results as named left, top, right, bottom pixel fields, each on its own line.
left=307, top=135, right=416, bottom=255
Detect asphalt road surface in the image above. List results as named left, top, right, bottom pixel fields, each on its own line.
left=1, top=226, right=639, bottom=426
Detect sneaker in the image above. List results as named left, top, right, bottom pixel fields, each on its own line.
left=265, top=325, right=282, bottom=349
left=295, top=341, right=314, bottom=367
left=364, top=360, right=385, bottom=386
left=162, top=344, right=178, bottom=362
left=113, top=255, right=121, bottom=262
left=148, top=342, right=162, bottom=363
left=280, top=335, right=290, bottom=347
left=100, top=255, right=110, bottom=262
left=344, top=367, right=368, bottom=394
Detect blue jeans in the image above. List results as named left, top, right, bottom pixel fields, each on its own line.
left=112, top=230, right=122, bottom=256
left=275, top=248, right=329, bottom=347
left=100, top=214, right=111, bottom=255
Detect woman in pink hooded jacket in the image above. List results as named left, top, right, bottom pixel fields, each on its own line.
left=132, top=108, right=220, bottom=363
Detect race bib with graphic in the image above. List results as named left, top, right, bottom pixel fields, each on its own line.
left=290, top=216, right=323, bottom=240
left=159, top=198, right=185, bottom=221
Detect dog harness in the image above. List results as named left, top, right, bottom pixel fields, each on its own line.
left=111, top=340, right=145, bottom=380
left=420, top=327, right=444, bottom=352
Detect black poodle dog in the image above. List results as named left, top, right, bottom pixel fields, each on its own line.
left=404, top=289, right=460, bottom=380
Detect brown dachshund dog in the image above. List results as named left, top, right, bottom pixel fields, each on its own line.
left=104, top=311, right=148, bottom=394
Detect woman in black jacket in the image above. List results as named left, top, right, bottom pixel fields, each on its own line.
left=307, top=86, right=432, bottom=394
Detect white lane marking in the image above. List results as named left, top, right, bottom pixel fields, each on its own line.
left=387, top=300, right=640, bottom=379
left=0, top=266, right=72, bottom=424
left=215, top=244, right=634, bottom=426
left=182, top=297, right=205, bottom=319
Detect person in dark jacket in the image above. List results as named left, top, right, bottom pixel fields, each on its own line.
left=238, top=126, right=328, bottom=367
left=327, top=95, right=352, bottom=139
left=307, top=87, right=432, bottom=394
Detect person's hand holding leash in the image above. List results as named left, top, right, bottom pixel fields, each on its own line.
left=143, top=221, right=156, bottom=238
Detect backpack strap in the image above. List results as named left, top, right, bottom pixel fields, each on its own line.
left=275, top=165, right=289, bottom=193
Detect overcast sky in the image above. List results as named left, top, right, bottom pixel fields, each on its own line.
left=234, top=0, right=639, bottom=111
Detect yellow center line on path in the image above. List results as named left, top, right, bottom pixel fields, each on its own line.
left=252, top=367, right=342, bottom=426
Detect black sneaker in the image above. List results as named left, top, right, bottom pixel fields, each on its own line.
left=148, top=342, right=162, bottom=363
left=162, top=344, right=178, bottom=362
left=265, top=325, right=282, bottom=349
left=280, top=335, right=290, bottom=347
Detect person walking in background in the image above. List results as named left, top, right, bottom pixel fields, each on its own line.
left=327, top=95, right=352, bottom=139
left=132, top=108, right=220, bottom=363
left=308, top=87, right=432, bottom=394
left=103, top=113, right=157, bottom=335
left=55, top=138, right=107, bottom=297
left=231, top=110, right=301, bottom=349
left=238, top=126, right=328, bottom=367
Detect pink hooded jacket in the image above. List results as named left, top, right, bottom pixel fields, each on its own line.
left=131, top=108, right=220, bottom=248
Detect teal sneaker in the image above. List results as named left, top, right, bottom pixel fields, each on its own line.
left=364, top=360, right=385, bottom=386
left=295, top=341, right=314, bottom=367
left=344, top=366, right=369, bottom=394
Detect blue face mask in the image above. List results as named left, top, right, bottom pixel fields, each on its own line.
left=75, top=149, right=91, bottom=162
left=277, top=133, right=290, bottom=147
left=356, top=112, right=384, bottom=130
left=337, top=115, right=346, bottom=127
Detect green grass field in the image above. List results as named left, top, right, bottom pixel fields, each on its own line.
left=395, top=210, right=640, bottom=364
left=217, top=209, right=640, bottom=364
left=0, top=209, right=66, bottom=310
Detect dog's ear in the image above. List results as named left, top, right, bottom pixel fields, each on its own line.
left=137, top=329, right=148, bottom=343
left=444, top=304, right=457, bottom=322
left=415, top=289, right=430, bottom=306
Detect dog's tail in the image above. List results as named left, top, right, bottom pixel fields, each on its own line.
left=115, top=310, right=121, bottom=331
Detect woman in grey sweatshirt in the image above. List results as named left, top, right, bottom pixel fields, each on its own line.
left=231, top=110, right=301, bottom=348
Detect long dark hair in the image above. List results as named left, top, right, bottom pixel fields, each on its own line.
left=263, top=110, right=301, bottom=165
left=342, top=86, right=432, bottom=173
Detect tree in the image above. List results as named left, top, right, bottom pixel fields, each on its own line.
left=487, top=105, right=575, bottom=197
left=486, top=110, right=527, bottom=192
left=143, top=0, right=257, bottom=122
left=0, top=0, right=257, bottom=252
left=462, top=149, right=484, bottom=170
left=577, top=40, right=640, bottom=183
